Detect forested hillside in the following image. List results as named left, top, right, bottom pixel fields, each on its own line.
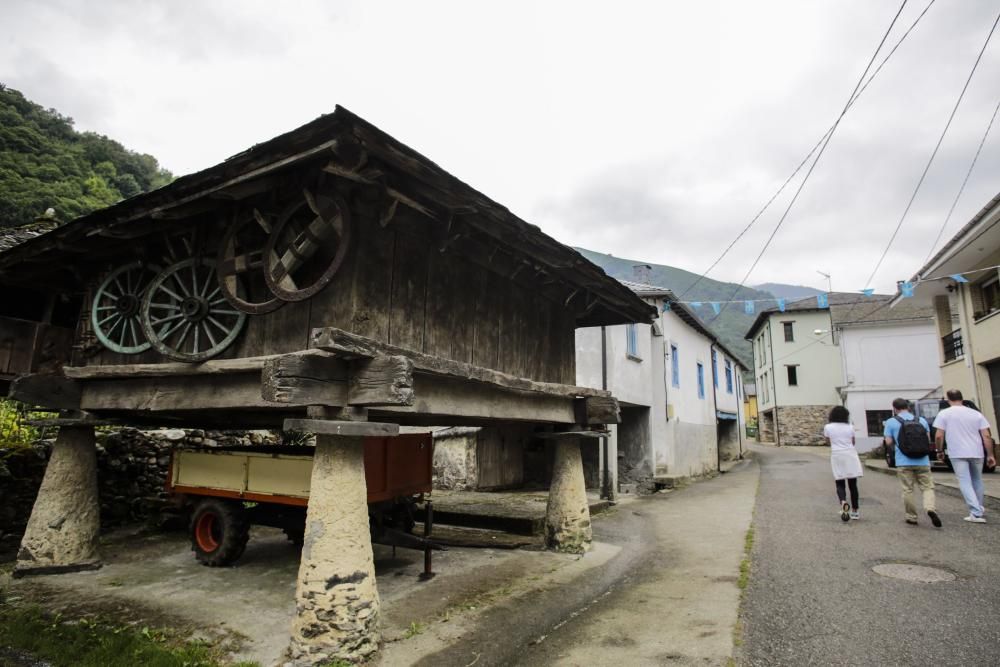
left=576, top=248, right=776, bottom=367
left=0, top=84, right=173, bottom=228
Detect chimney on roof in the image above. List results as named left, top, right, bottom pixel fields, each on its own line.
left=633, top=264, right=652, bottom=285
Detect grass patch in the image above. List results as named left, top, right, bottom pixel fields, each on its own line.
left=402, top=621, right=426, bottom=639
left=0, top=605, right=256, bottom=667
left=737, top=527, right=754, bottom=591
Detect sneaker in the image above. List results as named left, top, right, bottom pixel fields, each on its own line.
left=850, top=511, right=860, bottom=520
left=841, top=502, right=850, bottom=522
left=928, top=511, right=942, bottom=528
left=905, top=518, right=918, bottom=525
left=964, top=515, right=987, bottom=524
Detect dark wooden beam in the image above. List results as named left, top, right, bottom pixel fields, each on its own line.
left=9, top=373, right=81, bottom=410
left=575, top=395, right=621, bottom=425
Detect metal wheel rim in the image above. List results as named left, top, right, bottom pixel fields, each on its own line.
left=91, top=261, right=161, bottom=354
left=263, top=192, right=352, bottom=302
left=141, top=257, right=247, bottom=362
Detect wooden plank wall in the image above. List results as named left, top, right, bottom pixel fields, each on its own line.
left=84, top=201, right=576, bottom=385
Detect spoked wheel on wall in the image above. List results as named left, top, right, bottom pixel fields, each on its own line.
left=90, top=261, right=161, bottom=354
left=189, top=498, right=250, bottom=566
left=140, top=258, right=248, bottom=362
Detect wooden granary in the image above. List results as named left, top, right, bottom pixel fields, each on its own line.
left=2, top=107, right=655, bottom=664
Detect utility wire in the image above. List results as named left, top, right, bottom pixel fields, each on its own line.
left=706, top=1, right=910, bottom=323
left=862, top=9, right=1000, bottom=290
left=923, top=94, right=1000, bottom=263
left=678, top=0, right=934, bottom=300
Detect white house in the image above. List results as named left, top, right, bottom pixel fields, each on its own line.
left=745, top=293, right=941, bottom=449
left=576, top=278, right=747, bottom=495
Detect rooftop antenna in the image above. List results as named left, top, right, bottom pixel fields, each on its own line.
left=816, top=270, right=832, bottom=293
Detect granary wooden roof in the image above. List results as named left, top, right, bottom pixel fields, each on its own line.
left=0, top=106, right=654, bottom=328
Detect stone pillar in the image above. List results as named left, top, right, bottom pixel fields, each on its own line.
left=289, top=435, right=380, bottom=665
left=545, top=439, right=592, bottom=554
left=14, top=425, right=101, bottom=577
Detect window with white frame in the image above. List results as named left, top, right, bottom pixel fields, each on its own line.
left=712, top=349, right=718, bottom=387
left=725, top=359, right=733, bottom=393
left=697, top=362, right=705, bottom=399
left=671, top=344, right=679, bottom=387
left=973, top=274, right=1000, bottom=319
left=626, top=323, right=641, bottom=359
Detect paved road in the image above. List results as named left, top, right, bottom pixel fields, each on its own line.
left=741, top=444, right=1000, bottom=666
left=415, top=459, right=759, bottom=666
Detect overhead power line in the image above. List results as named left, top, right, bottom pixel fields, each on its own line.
left=923, top=95, right=1000, bottom=263
left=706, top=0, right=911, bottom=323
left=678, top=0, right=935, bottom=300
left=862, top=8, right=1000, bottom=290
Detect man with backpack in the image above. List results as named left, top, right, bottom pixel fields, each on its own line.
left=884, top=398, right=941, bottom=527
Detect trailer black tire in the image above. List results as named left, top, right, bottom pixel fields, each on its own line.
left=190, top=498, right=250, bottom=567
left=283, top=524, right=305, bottom=547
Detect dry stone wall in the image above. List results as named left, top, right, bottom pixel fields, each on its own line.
left=775, top=405, right=837, bottom=446
left=0, top=427, right=278, bottom=556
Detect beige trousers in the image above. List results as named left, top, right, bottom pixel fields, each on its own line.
left=898, top=466, right=935, bottom=520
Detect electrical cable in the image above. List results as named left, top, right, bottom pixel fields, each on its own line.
left=862, top=9, right=1000, bottom=291
left=677, top=0, right=934, bottom=300
left=923, top=94, right=1000, bottom=263
left=706, top=1, right=911, bottom=323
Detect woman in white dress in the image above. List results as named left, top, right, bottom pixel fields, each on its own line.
left=822, top=406, right=864, bottom=522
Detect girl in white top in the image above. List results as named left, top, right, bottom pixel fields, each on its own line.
left=822, top=405, right=864, bottom=522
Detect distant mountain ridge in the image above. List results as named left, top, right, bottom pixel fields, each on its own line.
left=753, top=282, right=824, bottom=301
left=575, top=248, right=774, bottom=367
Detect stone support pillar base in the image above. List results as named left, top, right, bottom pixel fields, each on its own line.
left=14, top=425, right=101, bottom=578
left=289, top=435, right=380, bottom=665
left=545, top=439, right=592, bottom=554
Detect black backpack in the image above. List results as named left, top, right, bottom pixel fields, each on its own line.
left=894, top=416, right=930, bottom=458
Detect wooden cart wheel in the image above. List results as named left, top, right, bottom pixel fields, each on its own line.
left=140, top=258, right=247, bottom=362
left=90, top=261, right=161, bottom=354
left=263, top=189, right=351, bottom=302
left=216, top=209, right=285, bottom=315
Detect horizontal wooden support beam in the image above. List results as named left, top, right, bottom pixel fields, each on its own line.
left=350, top=355, right=414, bottom=406
left=25, top=417, right=119, bottom=428
left=282, top=419, right=399, bottom=437
left=9, top=373, right=81, bottom=410
left=534, top=429, right=610, bottom=440
left=311, top=327, right=609, bottom=399
left=262, top=353, right=348, bottom=405
left=79, top=374, right=305, bottom=413
left=62, top=352, right=332, bottom=380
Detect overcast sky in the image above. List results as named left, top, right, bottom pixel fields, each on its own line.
left=4, top=1, right=1000, bottom=294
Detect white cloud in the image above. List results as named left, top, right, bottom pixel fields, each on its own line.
left=2, top=0, right=999, bottom=293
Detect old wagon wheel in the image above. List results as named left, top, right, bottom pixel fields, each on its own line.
left=140, top=258, right=247, bottom=362
left=90, top=261, right=161, bottom=354
left=263, top=190, right=351, bottom=302
left=216, top=209, right=285, bottom=315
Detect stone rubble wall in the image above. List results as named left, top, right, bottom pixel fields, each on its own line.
left=0, top=427, right=279, bottom=546
left=774, top=405, right=837, bottom=446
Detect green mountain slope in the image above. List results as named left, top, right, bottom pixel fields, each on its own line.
left=575, top=248, right=775, bottom=367
left=0, top=84, right=173, bottom=228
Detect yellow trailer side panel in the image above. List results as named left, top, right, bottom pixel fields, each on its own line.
left=173, top=451, right=247, bottom=492
left=247, top=456, right=311, bottom=498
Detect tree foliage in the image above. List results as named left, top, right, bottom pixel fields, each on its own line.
left=0, top=84, right=173, bottom=228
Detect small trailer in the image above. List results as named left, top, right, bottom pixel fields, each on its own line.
left=168, top=433, right=441, bottom=575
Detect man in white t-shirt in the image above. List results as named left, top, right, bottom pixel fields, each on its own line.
left=933, top=389, right=996, bottom=523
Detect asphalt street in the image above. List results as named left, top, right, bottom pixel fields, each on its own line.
left=741, top=444, right=1000, bottom=666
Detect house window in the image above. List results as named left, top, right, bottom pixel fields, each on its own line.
left=712, top=350, right=719, bottom=387
left=725, top=359, right=734, bottom=393
left=670, top=344, right=679, bottom=387
left=786, top=365, right=798, bottom=386
left=697, top=362, right=705, bottom=399
left=865, top=410, right=893, bottom=436
left=626, top=324, right=640, bottom=359
left=973, top=275, right=1000, bottom=319
left=783, top=322, right=794, bottom=342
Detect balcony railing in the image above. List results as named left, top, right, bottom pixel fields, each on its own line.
left=942, top=329, right=964, bottom=363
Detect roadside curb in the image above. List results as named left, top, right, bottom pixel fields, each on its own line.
left=863, top=460, right=1000, bottom=512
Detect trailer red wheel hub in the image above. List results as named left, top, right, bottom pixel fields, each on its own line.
left=195, top=512, right=220, bottom=552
